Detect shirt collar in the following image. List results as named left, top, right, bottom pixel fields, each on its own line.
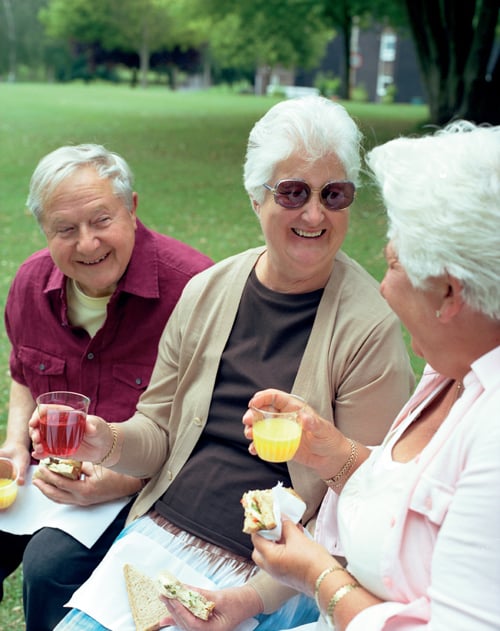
left=468, top=345, right=500, bottom=391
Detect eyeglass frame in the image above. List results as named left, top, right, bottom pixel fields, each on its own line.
left=263, top=179, right=356, bottom=211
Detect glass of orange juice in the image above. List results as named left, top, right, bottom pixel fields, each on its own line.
left=0, top=457, right=19, bottom=510
left=251, top=395, right=305, bottom=462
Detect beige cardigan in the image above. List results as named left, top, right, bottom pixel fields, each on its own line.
left=111, top=246, right=414, bottom=611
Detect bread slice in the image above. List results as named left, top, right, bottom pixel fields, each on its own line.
left=123, top=564, right=167, bottom=631
left=241, top=488, right=277, bottom=534
left=158, top=570, right=215, bottom=620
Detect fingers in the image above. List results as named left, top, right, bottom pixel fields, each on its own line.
left=160, top=597, right=207, bottom=630
left=248, top=388, right=291, bottom=412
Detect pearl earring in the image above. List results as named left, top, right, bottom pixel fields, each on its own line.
left=435, top=310, right=441, bottom=319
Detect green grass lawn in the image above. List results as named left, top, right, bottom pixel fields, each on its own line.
left=0, top=83, right=427, bottom=628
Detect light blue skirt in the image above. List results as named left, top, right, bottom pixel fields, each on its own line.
left=54, top=512, right=319, bottom=630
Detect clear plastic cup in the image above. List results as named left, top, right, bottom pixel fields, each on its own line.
left=0, top=457, right=19, bottom=510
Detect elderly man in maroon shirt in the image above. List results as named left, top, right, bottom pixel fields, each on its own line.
left=0, top=143, right=212, bottom=631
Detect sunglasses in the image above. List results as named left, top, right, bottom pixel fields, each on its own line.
left=263, top=179, right=355, bottom=211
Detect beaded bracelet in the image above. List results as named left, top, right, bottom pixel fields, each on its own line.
left=96, top=423, right=118, bottom=466
left=322, top=439, right=358, bottom=490
left=314, top=566, right=346, bottom=608
left=326, top=582, right=360, bottom=624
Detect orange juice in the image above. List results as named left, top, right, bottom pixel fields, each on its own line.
left=0, top=477, right=18, bottom=510
left=253, top=417, right=302, bottom=462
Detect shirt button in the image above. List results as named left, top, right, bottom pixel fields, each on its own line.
left=389, top=516, right=396, bottom=527
left=193, top=417, right=203, bottom=427
left=135, top=378, right=142, bottom=385
left=39, top=363, right=46, bottom=371
left=87, top=352, right=95, bottom=360
left=167, top=470, right=173, bottom=480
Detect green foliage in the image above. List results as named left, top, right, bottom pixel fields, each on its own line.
left=381, top=83, right=397, bottom=104
left=314, top=71, right=341, bottom=98
left=350, top=82, right=369, bottom=102
left=196, top=0, right=333, bottom=70
left=0, top=85, right=427, bottom=626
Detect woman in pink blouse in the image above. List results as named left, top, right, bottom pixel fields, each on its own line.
left=161, top=121, right=500, bottom=630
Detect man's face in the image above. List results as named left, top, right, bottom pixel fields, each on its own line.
left=40, top=166, right=137, bottom=297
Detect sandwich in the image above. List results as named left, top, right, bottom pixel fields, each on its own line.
left=241, top=488, right=277, bottom=534
left=241, top=486, right=304, bottom=534
left=158, top=569, right=215, bottom=620
left=34, top=457, right=83, bottom=481
left=123, top=564, right=167, bottom=631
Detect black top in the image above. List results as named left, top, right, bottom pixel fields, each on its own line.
left=155, top=269, right=323, bottom=557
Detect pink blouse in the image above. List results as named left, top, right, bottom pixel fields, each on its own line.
left=315, top=347, right=500, bottom=630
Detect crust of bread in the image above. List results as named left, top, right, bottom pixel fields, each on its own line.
left=123, top=564, right=167, bottom=631
left=158, top=570, right=215, bottom=620
left=33, top=458, right=83, bottom=481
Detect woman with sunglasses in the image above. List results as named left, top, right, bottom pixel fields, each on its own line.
left=161, top=121, right=500, bottom=631
left=39, top=96, right=414, bottom=631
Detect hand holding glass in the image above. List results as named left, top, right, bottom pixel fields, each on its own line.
left=36, top=391, right=90, bottom=457
left=251, top=395, right=305, bottom=462
left=0, top=457, right=19, bottom=510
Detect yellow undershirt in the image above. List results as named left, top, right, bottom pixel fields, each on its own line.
left=66, top=278, right=112, bottom=337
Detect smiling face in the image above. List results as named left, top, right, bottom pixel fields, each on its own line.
left=40, top=166, right=138, bottom=297
left=253, top=154, right=350, bottom=292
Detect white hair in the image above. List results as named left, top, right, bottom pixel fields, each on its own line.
left=27, top=143, right=135, bottom=222
left=366, top=120, right=500, bottom=320
left=244, top=96, right=362, bottom=204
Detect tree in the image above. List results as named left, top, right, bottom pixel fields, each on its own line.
left=40, top=0, right=207, bottom=86
left=402, top=0, right=499, bottom=124
left=0, top=0, right=52, bottom=80
left=1, top=0, right=16, bottom=80
left=198, top=0, right=333, bottom=92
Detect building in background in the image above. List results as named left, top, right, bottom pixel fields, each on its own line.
left=296, top=23, right=425, bottom=105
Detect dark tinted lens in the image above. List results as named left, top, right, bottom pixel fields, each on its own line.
left=274, top=180, right=311, bottom=208
left=321, top=182, right=355, bottom=210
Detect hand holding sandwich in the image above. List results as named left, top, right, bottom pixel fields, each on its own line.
left=251, top=517, right=339, bottom=597
left=159, top=583, right=263, bottom=631
left=32, top=462, right=143, bottom=506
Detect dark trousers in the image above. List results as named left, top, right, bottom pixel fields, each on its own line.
left=21, top=500, right=132, bottom=631
left=0, top=531, right=32, bottom=601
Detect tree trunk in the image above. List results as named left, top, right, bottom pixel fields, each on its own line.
left=139, top=42, right=149, bottom=88
left=404, top=0, right=499, bottom=125
left=1, top=0, right=16, bottom=81
left=338, top=0, right=353, bottom=100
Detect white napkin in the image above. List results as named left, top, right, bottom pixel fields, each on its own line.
left=280, top=622, right=327, bottom=631
left=0, top=465, right=130, bottom=548
left=66, top=531, right=258, bottom=631
left=257, top=482, right=307, bottom=541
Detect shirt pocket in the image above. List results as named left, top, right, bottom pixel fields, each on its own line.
left=409, top=472, right=454, bottom=526
left=112, top=363, right=151, bottom=393
left=17, top=346, right=68, bottom=393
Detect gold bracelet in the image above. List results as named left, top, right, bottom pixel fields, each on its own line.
left=323, top=439, right=358, bottom=490
left=96, top=423, right=118, bottom=466
left=326, top=582, right=360, bottom=624
left=314, top=566, right=346, bottom=608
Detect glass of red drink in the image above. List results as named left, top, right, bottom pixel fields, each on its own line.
left=36, top=391, right=90, bottom=457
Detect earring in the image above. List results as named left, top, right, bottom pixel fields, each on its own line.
left=435, top=310, right=441, bottom=319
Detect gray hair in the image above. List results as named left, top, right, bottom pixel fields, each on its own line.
left=244, top=96, right=363, bottom=204
left=366, top=120, right=500, bottom=320
left=27, top=143, right=135, bottom=222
